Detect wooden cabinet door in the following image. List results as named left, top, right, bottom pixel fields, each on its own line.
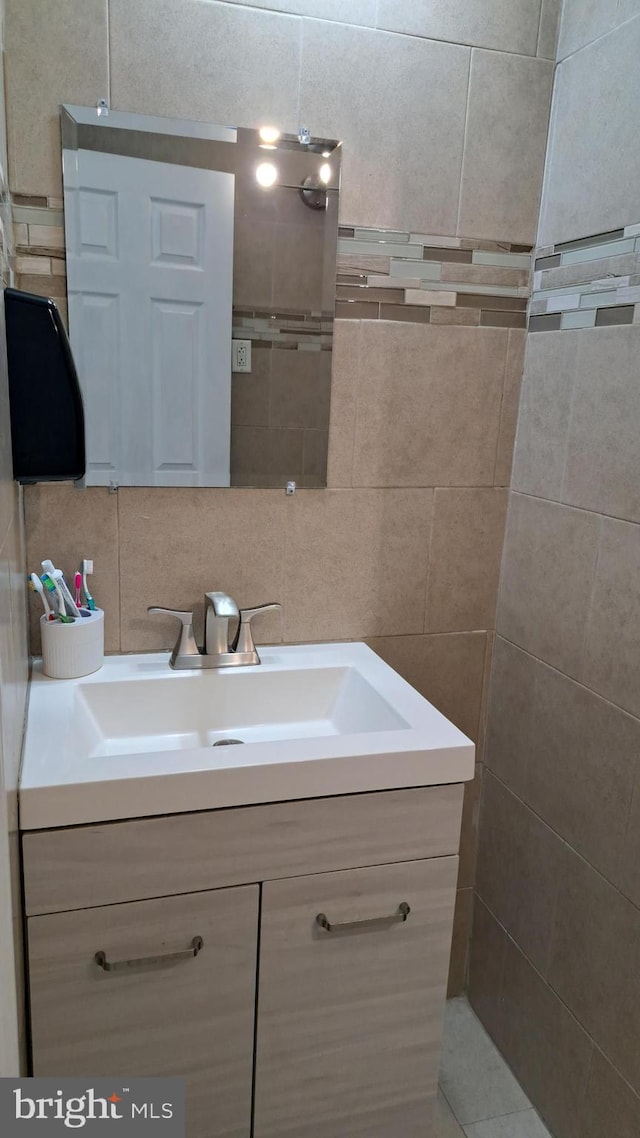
left=28, top=885, right=259, bottom=1138
left=253, top=857, right=458, bottom=1138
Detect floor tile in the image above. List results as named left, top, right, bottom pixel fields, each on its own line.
left=463, top=1109, right=552, bottom=1137
left=440, top=997, right=531, bottom=1125
left=436, top=1089, right=466, bottom=1137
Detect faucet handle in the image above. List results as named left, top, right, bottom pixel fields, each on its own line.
left=233, top=603, right=281, bottom=655
left=147, top=606, right=200, bottom=666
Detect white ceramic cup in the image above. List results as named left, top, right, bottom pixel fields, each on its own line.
left=40, top=609, right=104, bottom=679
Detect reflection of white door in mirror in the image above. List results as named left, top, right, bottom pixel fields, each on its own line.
left=64, top=149, right=234, bottom=486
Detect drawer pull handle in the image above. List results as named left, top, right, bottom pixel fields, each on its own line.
left=316, top=902, right=410, bottom=934
left=94, top=936, right=204, bottom=973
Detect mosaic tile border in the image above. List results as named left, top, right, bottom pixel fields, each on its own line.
left=12, top=197, right=534, bottom=334
left=530, top=223, right=640, bottom=331
left=232, top=307, right=333, bottom=352
left=336, top=226, right=532, bottom=329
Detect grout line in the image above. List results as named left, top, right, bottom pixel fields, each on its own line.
left=475, top=881, right=640, bottom=1121
left=509, top=485, right=640, bottom=530
left=455, top=48, right=473, bottom=238
left=556, top=7, right=640, bottom=65
left=219, top=1, right=551, bottom=59
left=535, top=0, right=544, bottom=58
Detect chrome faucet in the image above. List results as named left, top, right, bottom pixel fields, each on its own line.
left=148, top=592, right=280, bottom=670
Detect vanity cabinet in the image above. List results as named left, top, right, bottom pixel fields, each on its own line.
left=28, top=886, right=259, bottom=1138
left=254, top=858, right=457, bottom=1138
left=22, top=786, right=464, bottom=1138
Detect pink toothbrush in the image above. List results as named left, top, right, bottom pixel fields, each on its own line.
left=74, top=571, right=82, bottom=608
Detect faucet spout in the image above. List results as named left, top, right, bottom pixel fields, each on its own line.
left=204, top=591, right=239, bottom=656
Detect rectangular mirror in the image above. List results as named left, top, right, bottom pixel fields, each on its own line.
left=61, top=105, right=341, bottom=488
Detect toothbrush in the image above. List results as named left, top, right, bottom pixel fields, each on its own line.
left=81, top=558, right=96, bottom=610
left=29, top=573, right=53, bottom=618
left=41, top=560, right=81, bottom=618
left=41, top=574, right=73, bottom=622
left=74, top=571, right=82, bottom=608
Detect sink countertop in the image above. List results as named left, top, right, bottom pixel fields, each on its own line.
left=19, top=642, right=475, bottom=830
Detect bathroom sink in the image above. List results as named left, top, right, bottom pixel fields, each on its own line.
left=20, top=642, right=474, bottom=829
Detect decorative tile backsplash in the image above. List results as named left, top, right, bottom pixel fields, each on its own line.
left=336, top=226, right=532, bottom=329
left=12, top=196, right=534, bottom=334
left=530, top=224, right=640, bottom=331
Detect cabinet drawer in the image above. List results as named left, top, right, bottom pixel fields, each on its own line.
left=23, top=785, right=463, bottom=915
left=28, top=885, right=258, bottom=1138
left=254, top=856, right=458, bottom=1138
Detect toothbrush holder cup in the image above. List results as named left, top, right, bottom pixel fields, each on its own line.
left=40, top=609, right=105, bottom=679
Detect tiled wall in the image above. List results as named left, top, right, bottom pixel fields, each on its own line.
left=0, top=0, right=28, bottom=1076
left=6, top=0, right=559, bottom=996
left=472, top=4, right=640, bottom=1136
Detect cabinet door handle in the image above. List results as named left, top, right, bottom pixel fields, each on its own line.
left=94, top=936, right=204, bottom=973
left=315, top=902, right=410, bottom=934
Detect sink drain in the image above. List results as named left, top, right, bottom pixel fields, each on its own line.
left=212, top=738, right=244, bottom=746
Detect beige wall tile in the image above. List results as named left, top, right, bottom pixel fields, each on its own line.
left=326, top=320, right=359, bottom=488
left=500, top=937, right=594, bottom=1138
left=24, top=485, right=119, bottom=653
left=269, top=348, right=330, bottom=431
left=448, top=887, right=473, bottom=998
left=231, top=351, right=271, bottom=429
left=617, top=763, right=640, bottom=911
left=366, top=631, right=487, bottom=744
left=458, top=764, right=483, bottom=890
left=299, top=21, right=469, bottom=233
left=562, top=327, right=640, bottom=523
left=617, top=0, right=640, bottom=23
left=110, top=0, right=301, bottom=130
left=5, top=0, right=109, bottom=196
left=475, top=630, right=494, bottom=765
left=498, top=493, right=601, bottom=676
left=468, top=896, right=508, bottom=1047
left=557, top=0, right=619, bottom=59
left=484, top=636, right=538, bottom=799
left=537, top=0, right=562, bottom=58
left=376, top=0, right=542, bottom=56
left=425, top=488, right=507, bottom=634
left=218, top=0, right=377, bottom=24
left=582, top=517, right=640, bottom=719
left=440, top=263, right=530, bottom=288
left=476, top=771, right=563, bottom=974
left=548, top=845, right=640, bottom=1096
left=540, top=18, right=640, bottom=245
left=230, top=425, right=304, bottom=483
left=458, top=51, right=553, bottom=245
left=284, top=489, right=432, bottom=641
left=352, top=323, right=507, bottom=487
left=512, top=330, right=578, bottom=500
left=232, top=220, right=275, bottom=310
left=525, top=663, right=640, bottom=887
left=581, top=1051, right=640, bottom=1138
left=494, top=329, right=526, bottom=487
left=118, top=487, right=286, bottom=652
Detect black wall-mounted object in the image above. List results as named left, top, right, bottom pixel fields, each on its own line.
left=4, top=287, right=85, bottom=484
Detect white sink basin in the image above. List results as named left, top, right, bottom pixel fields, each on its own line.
left=20, top=642, right=474, bottom=829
